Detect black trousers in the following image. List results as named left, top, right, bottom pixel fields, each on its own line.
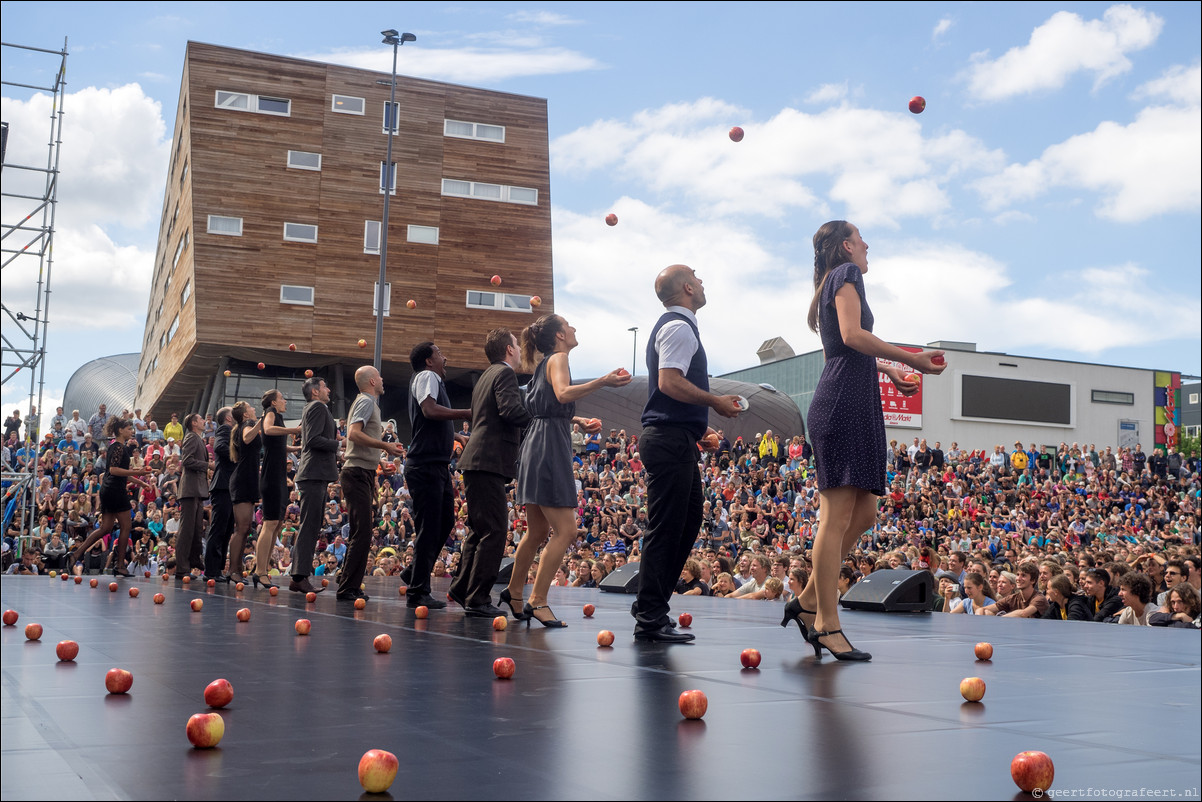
left=177, top=496, right=206, bottom=574
left=449, top=470, right=508, bottom=607
left=203, top=489, right=234, bottom=578
left=338, top=466, right=375, bottom=597
left=633, top=426, right=703, bottom=632
left=293, top=479, right=328, bottom=579
left=406, top=462, right=454, bottom=596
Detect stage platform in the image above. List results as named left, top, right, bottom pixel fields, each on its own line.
left=2, top=573, right=1199, bottom=800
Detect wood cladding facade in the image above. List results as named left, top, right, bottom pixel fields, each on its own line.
left=137, top=42, right=554, bottom=420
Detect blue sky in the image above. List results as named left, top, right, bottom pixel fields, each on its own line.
left=2, top=1, right=1199, bottom=427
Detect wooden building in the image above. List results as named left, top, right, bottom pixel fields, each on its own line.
left=137, top=41, right=553, bottom=425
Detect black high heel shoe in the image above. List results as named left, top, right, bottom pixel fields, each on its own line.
left=112, top=567, right=133, bottom=578
left=780, top=598, right=817, bottom=640
left=252, top=574, right=277, bottom=590
left=524, top=603, right=567, bottom=628
left=499, top=588, right=530, bottom=620
left=807, top=629, right=872, bottom=661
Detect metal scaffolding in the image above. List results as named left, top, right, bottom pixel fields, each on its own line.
left=1, top=38, right=67, bottom=547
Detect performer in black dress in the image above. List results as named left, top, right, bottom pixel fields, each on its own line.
left=69, top=417, right=152, bottom=577
left=254, top=389, right=300, bottom=590
left=505, top=315, right=630, bottom=627
left=227, top=401, right=263, bottom=583
left=784, top=221, right=944, bottom=660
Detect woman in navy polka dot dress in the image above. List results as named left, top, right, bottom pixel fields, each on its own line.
left=783, top=221, right=946, bottom=661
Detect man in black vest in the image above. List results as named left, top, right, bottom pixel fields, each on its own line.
left=403, top=341, right=472, bottom=610
left=448, top=329, right=532, bottom=616
left=291, top=377, right=338, bottom=594
left=633, top=264, right=742, bottom=642
left=203, top=407, right=235, bottom=581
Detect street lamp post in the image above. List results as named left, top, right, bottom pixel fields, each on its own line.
left=374, top=29, right=416, bottom=372
left=628, top=327, right=639, bottom=377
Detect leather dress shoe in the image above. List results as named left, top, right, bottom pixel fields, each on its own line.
left=336, top=589, right=370, bottom=601
left=463, top=602, right=506, bottom=618
left=289, top=576, right=324, bottom=594
left=407, top=593, right=447, bottom=610
left=634, top=624, right=695, bottom=643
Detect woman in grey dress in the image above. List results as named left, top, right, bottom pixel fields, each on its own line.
left=505, top=314, right=631, bottom=626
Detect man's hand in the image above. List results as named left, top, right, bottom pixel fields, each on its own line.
left=712, top=395, right=743, bottom=418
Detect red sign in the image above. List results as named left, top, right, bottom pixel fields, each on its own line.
left=879, top=346, right=923, bottom=428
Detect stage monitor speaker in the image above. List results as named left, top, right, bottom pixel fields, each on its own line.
left=493, top=557, right=515, bottom=586
left=839, top=569, right=933, bottom=612
left=599, top=563, right=641, bottom=594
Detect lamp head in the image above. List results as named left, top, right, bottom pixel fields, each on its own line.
left=400, top=32, right=417, bottom=43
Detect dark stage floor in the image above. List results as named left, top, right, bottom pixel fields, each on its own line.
left=2, top=573, right=1199, bottom=800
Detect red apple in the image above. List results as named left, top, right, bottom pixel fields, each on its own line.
left=60, top=572, right=68, bottom=581
left=304, top=369, right=314, bottom=378
left=397, top=586, right=407, bottom=597
left=181, top=575, right=190, bottom=584
left=321, top=578, right=329, bottom=588
left=56, top=640, right=79, bottom=661
left=616, top=368, right=629, bottom=377
left=903, top=372, right=921, bottom=384
left=374, top=634, right=392, bottom=653
left=144, top=570, right=151, bottom=578
left=105, top=668, right=133, bottom=694
left=1010, top=751, right=1055, bottom=794
left=358, top=749, right=399, bottom=794
left=960, top=677, right=986, bottom=702
left=235, top=608, right=250, bottom=622
left=354, top=598, right=366, bottom=610
left=490, top=274, right=502, bottom=286
left=224, top=369, right=232, bottom=377
left=2, top=609, right=17, bottom=626
left=128, top=587, right=140, bottom=598
left=493, top=657, right=515, bottom=679
left=974, top=642, right=993, bottom=660
left=529, top=296, right=541, bottom=308
left=932, top=354, right=946, bottom=366
left=406, top=299, right=417, bottom=310
left=24, top=623, right=42, bottom=641
left=89, top=578, right=99, bottom=588
left=728, top=126, right=744, bottom=142
left=357, top=339, right=367, bottom=349
left=493, top=616, right=507, bottom=631
left=605, top=213, right=618, bottom=227
left=295, top=619, right=311, bottom=635
left=597, top=630, right=615, bottom=647
left=414, top=605, right=428, bottom=619
left=583, top=604, right=596, bottom=617
left=257, top=361, right=266, bottom=370
left=678, top=689, right=707, bottom=720
left=909, top=96, right=926, bottom=114
left=288, top=343, right=297, bottom=351
left=207, top=578, right=216, bottom=588
left=154, top=593, right=165, bottom=604
left=204, top=678, right=234, bottom=709
left=161, top=574, right=168, bottom=582
left=74, top=576, right=83, bottom=584
left=109, top=582, right=119, bottom=592
left=269, top=586, right=279, bottom=597
left=186, top=712, right=225, bottom=748
left=190, top=599, right=203, bottom=612
left=678, top=613, right=693, bottom=628
left=235, top=582, right=245, bottom=592
left=306, top=592, right=316, bottom=603
left=740, top=648, right=762, bottom=669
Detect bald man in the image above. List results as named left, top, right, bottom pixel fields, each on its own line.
left=633, top=265, right=742, bottom=643
left=338, top=365, right=404, bottom=601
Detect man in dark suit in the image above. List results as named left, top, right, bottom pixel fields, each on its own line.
left=176, top=413, right=210, bottom=578
left=448, top=329, right=531, bottom=616
left=203, top=407, right=235, bottom=580
left=292, top=377, right=339, bottom=594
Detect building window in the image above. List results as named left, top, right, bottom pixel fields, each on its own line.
left=331, top=94, right=365, bottom=115
left=1190, top=392, right=1200, bottom=405
left=465, top=291, right=532, bottom=313
left=280, top=285, right=315, bottom=306
left=156, top=301, right=163, bottom=322
left=159, top=333, right=166, bottom=349
left=172, top=231, right=189, bottom=268
left=373, top=282, right=391, bottom=317
left=207, top=215, right=243, bottom=236
left=1091, top=390, right=1135, bottom=406
left=444, top=119, right=506, bottom=143
left=180, top=158, right=188, bottom=186
left=364, top=221, right=381, bottom=254
left=167, top=314, right=180, bottom=343
left=407, top=225, right=439, bottom=245
left=287, top=150, right=321, bottom=171
left=442, top=178, right=538, bottom=206
left=283, top=223, right=318, bottom=243
left=214, top=91, right=291, bottom=116
left=383, top=102, right=399, bottom=134
left=180, top=280, right=192, bottom=306
left=380, top=162, right=397, bottom=194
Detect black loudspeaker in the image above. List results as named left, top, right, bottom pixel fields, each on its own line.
left=493, top=557, right=515, bottom=585
left=839, top=569, right=933, bottom=612
left=599, top=562, right=641, bottom=594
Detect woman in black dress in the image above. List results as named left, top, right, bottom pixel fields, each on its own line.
left=227, top=401, right=263, bottom=583
left=783, top=221, right=944, bottom=661
left=69, top=417, right=152, bottom=577
left=252, top=389, right=300, bottom=590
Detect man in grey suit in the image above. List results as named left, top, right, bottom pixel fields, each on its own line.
left=176, top=412, right=211, bottom=578
left=203, top=407, right=235, bottom=581
left=291, top=377, right=339, bottom=594
left=449, top=328, right=532, bottom=617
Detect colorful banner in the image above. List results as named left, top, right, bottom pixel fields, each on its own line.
left=1154, top=371, right=1181, bottom=450
left=879, top=346, right=923, bottom=428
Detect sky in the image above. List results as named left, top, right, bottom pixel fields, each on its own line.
left=2, top=1, right=1199, bottom=431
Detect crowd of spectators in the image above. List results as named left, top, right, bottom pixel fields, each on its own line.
left=4, top=402, right=1200, bottom=629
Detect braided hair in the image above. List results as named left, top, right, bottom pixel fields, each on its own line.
left=806, top=220, right=854, bottom=333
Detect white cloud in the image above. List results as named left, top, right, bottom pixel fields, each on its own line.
left=297, top=44, right=602, bottom=85
left=973, top=103, right=1201, bottom=222
left=552, top=99, right=1004, bottom=229
left=932, top=18, right=954, bottom=41
left=965, top=4, right=1163, bottom=102
left=506, top=10, right=581, bottom=26
left=804, top=82, right=848, bottom=104
left=1134, top=61, right=1202, bottom=106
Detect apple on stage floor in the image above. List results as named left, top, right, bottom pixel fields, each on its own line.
left=269, top=586, right=279, bottom=597
left=191, top=599, right=203, bottom=612
left=678, top=613, right=693, bottom=628
left=154, top=593, right=165, bottom=604
left=414, top=605, right=428, bottom=619
left=975, top=642, right=993, bottom=660
left=597, top=630, right=615, bottom=647
left=295, top=619, right=311, bottom=635
left=235, top=582, right=245, bottom=592
left=90, top=578, right=99, bottom=588
left=2, top=610, right=17, bottom=626
left=235, top=608, right=251, bottom=622
left=493, top=657, right=516, bottom=679
left=321, top=578, right=329, bottom=588
left=75, top=576, right=83, bottom=584
left=740, top=648, right=761, bottom=669
left=354, top=598, right=366, bottom=610
left=1010, top=751, right=1054, bottom=793
left=960, top=677, right=986, bottom=702
left=358, top=749, right=399, bottom=794
left=374, top=634, right=392, bottom=653
left=128, top=587, right=139, bottom=598
left=678, top=689, right=707, bottom=720
left=186, top=712, right=225, bottom=749
left=207, top=578, right=216, bottom=587
left=105, top=668, right=133, bottom=694
left=306, top=592, right=316, bottom=603
left=583, top=604, right=595, bottom=617
left=56, top=640, right=79, bottom=662
left=25, top=623, right=42, bottom=640
left=109, top=582, right=118, bottom=592
left=493, top=616, right=507, bottom=631
left=204, top=678, right=234, bottom=709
